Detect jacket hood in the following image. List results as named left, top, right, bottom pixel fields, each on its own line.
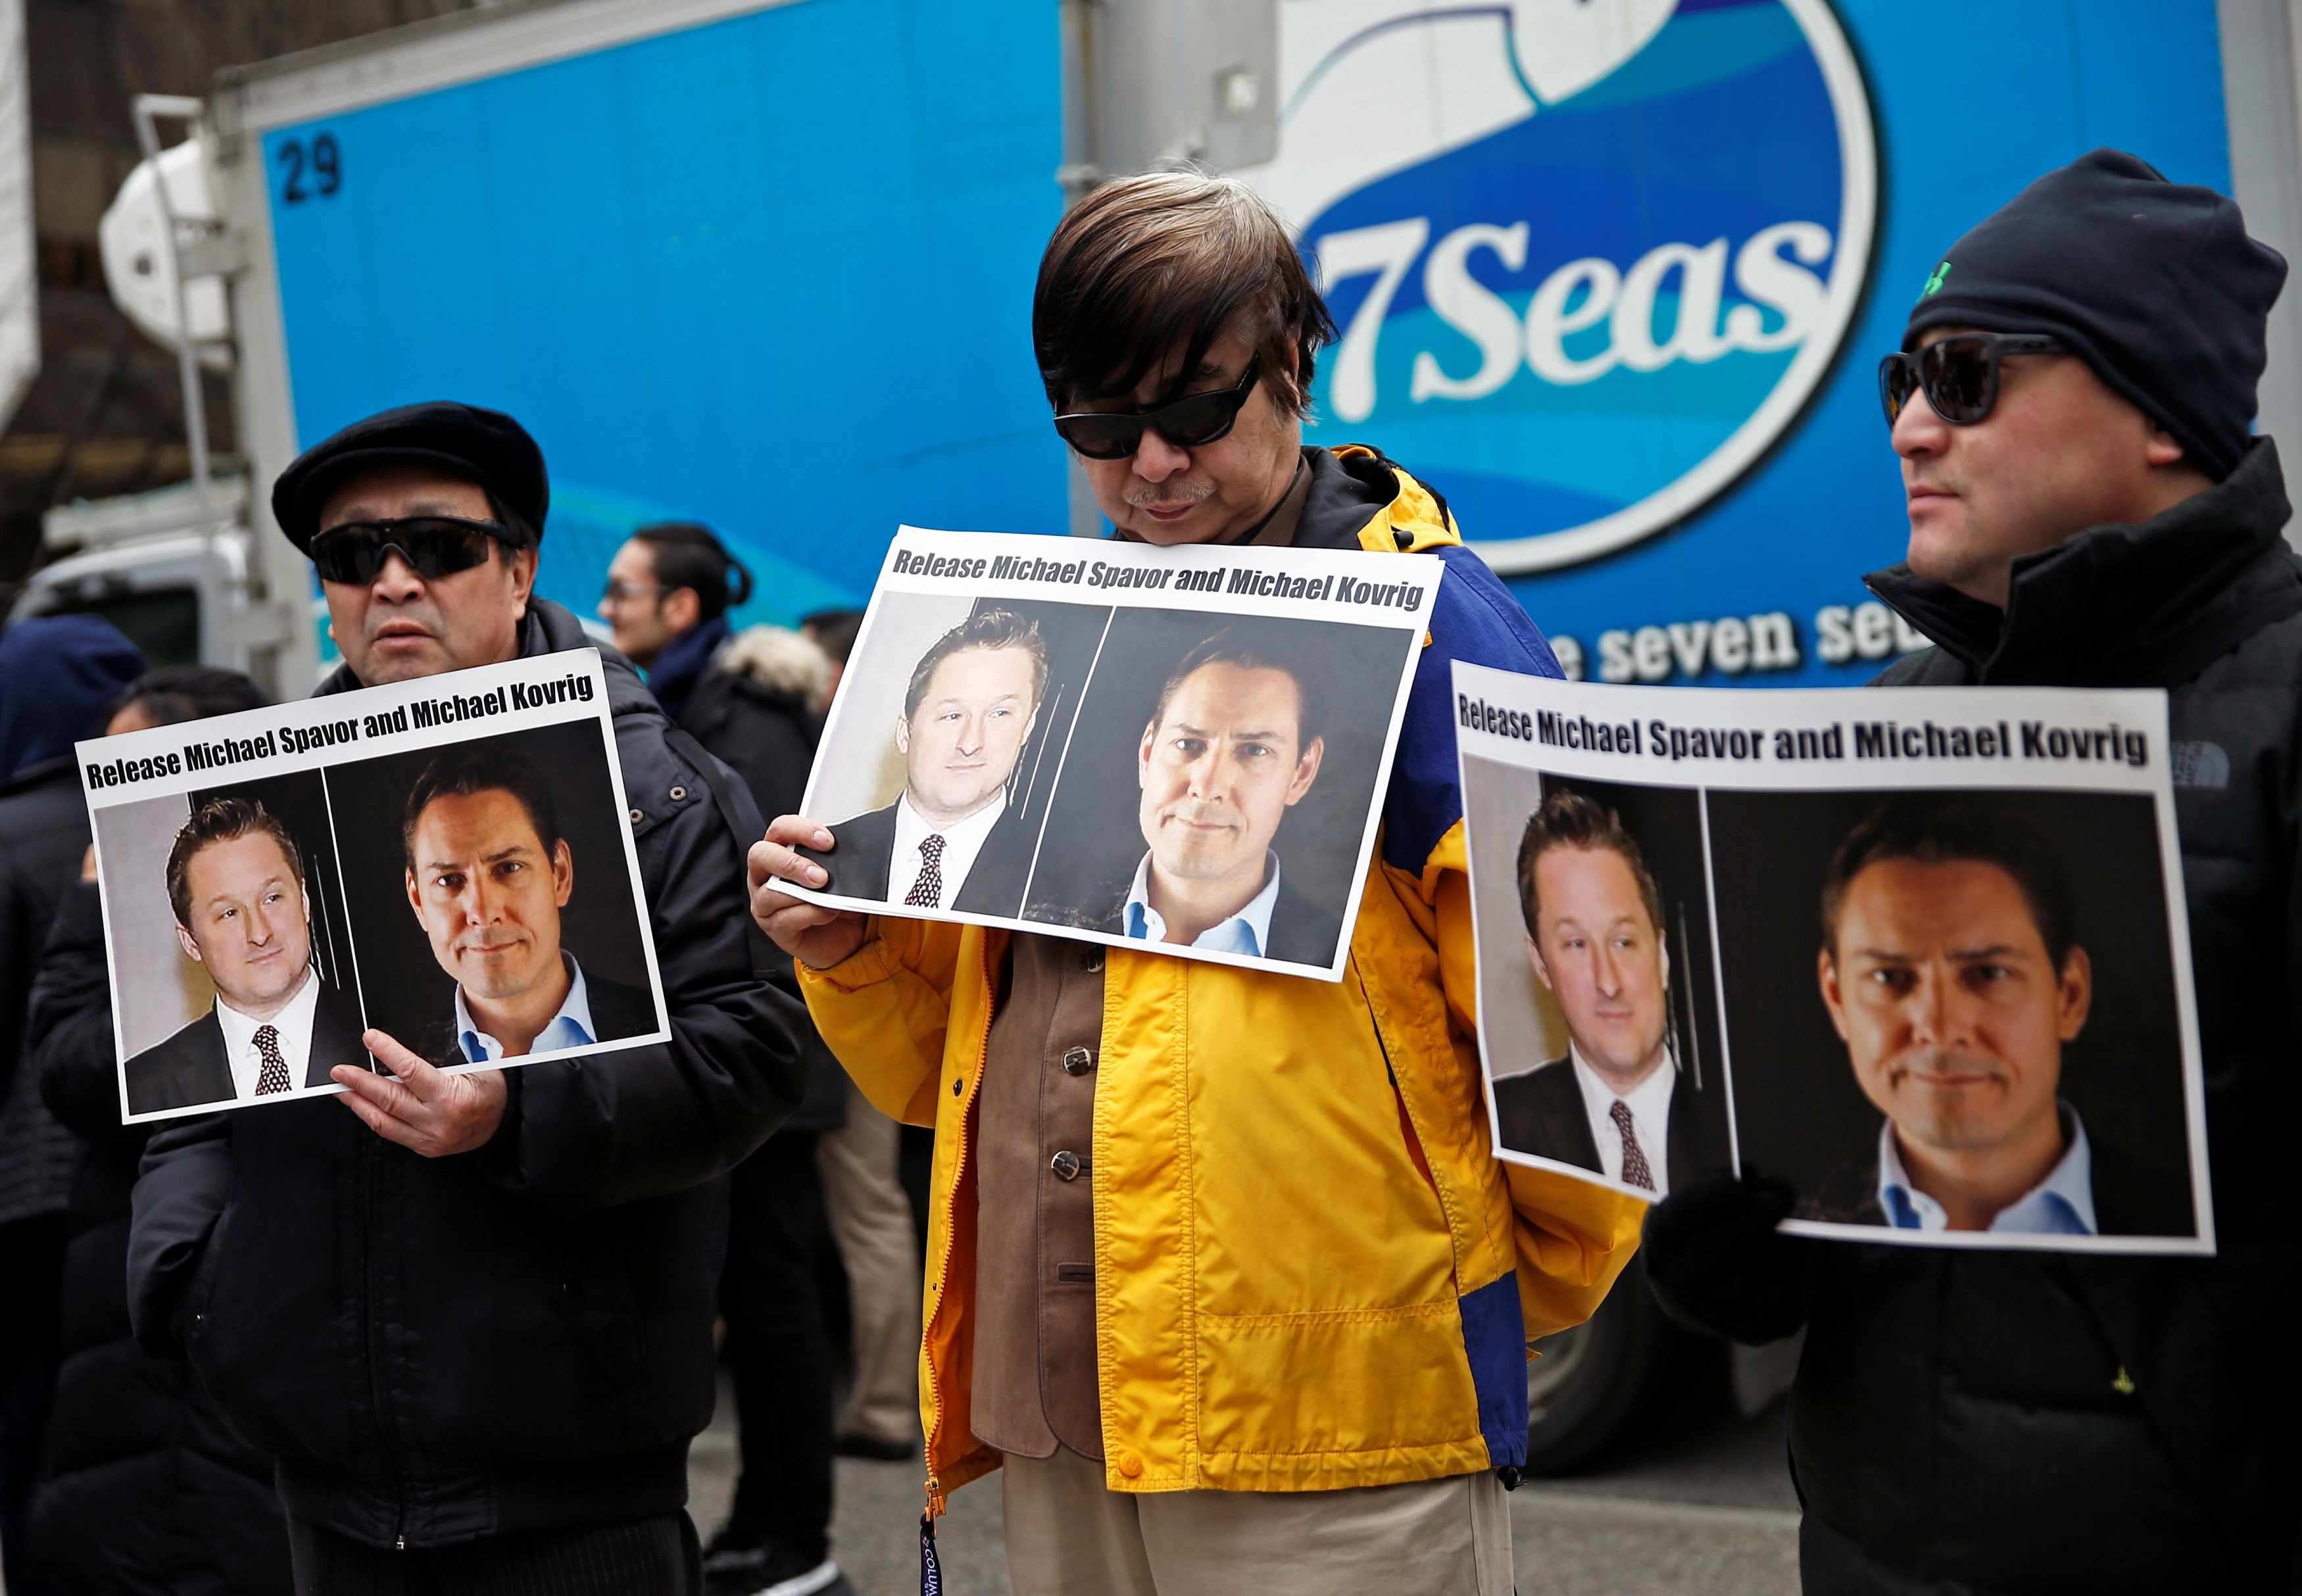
left=316, top=598, right=661, bottom=720
left=0, top=615, right=147, bottom=784
left=714, top=625, right=832, bottom=708
left=1294, top=444, right=1460, bottom=552
left=1865, top=436, right=2295, bottom=685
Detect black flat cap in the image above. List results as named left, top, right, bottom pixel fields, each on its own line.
left=270, top=400, right=549, bottom=554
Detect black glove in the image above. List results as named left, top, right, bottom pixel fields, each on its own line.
left=1642, top=1169, right=1811, bottom=1345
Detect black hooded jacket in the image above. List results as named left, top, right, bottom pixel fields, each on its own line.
left=126, top=600, right=806, bottom=1550
left=30, top=881, right=291, bottom=1595
left=1649, top=440, right=2302, bottom=1591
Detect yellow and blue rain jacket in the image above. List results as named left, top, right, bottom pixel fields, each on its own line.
left=800, top=445, right=1647, bottom=1507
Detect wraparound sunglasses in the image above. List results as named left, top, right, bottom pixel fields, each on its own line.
left=1052, top=356, right=1263, bottom=460
left=310, top=516, right=520, bottom=585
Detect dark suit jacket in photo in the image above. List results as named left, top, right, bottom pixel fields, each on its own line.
left=804, top=798, right=1037, bottom=917
left=1793, top=1124, right=2197, bottom=1238
left=122, top=977, right=368, bottom=1117
left=1491, top=1055, right=1713, bottom=1193
left=1083, top=858, right=1345, bottom=968
left=416, top=967, right=660, bottom=1069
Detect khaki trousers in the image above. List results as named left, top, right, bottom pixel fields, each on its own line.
left=814, top=1081, right=921, bottom=1444
left=1000, top=1451, right=1513, bottom=1596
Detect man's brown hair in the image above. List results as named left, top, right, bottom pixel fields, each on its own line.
left=903, top=608, right=1049, bottom=723
left=1033, top=171, right=1336, bottom=416
left=166, top=796, right=306, bottom=928
left=1515, top=789, right=1665, bottom=939
left=1819, top=798, right=2076, bottom=967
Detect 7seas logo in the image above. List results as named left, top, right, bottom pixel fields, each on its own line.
left=1238, top=0, right=1877, bottom=574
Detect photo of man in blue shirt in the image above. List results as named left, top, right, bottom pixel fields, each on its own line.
left=401, top=743, right=658, bottom=1065
left=1100, top=630, right=1342, bottom=968
left=1797, top=798, right=2190, bottom=1238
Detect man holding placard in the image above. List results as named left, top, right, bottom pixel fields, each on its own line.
left=128, top=402, right=804, bottom=1594
left=752, top=172, right=1644, bottom=1593
left=1644, top=151, right=2302, bottom=1587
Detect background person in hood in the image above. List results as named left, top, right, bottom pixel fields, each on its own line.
left=0, top=614, right=144, bottom=1596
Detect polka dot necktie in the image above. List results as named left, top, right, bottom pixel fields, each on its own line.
left=254, top=1023, right=291, bottom=1096
left=1610, top=1099, right=1655, bottom=1192
left=905, top=833, right=946, bottom=908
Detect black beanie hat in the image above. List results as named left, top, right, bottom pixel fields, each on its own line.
left=1903, top=148, right=2286, bottom=480
left=271, top=400, right=549, bottom=555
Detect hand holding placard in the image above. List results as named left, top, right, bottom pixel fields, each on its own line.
left=335, top=1030, right=508, bottom=1157
left=748, top=815, right=870, bottom=971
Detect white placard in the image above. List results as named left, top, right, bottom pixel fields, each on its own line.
left=80, top=652, right=669, bottom=1123
left=1456, top=662, right=2211, bottom=1256
left=781, top=527, right=1440, bottom=980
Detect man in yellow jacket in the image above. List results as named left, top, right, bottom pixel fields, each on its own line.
left=748, top=171, right=1646, bottom=1595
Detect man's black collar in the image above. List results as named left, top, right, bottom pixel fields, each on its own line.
left=1865, top=437, right=2295, bottom=686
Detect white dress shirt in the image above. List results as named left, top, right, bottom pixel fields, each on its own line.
left=455, top=953, right=598, bottom=1062
left=1876, top=1102, right=2098, bottom=1235
left=890, top=790, right=1008, bottom=909
left=1569, top=1044, right=1678, bottom=1196
left=1121, top=850, right=1283, bottom=957
left=213, top=968, right=322, bottom=1101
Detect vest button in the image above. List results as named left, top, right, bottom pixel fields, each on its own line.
left=1118, top=1451, right=1143, bottom=1479
left=1050, top=1149, right=1085, bottom=1182
left=670, top=785, right=687, bottom=802
left=628, top=808, right=644, bottom=825
left=1061, top=1046, right=1095, bottom=1076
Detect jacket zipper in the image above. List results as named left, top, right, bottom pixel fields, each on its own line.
left=919, top=938, right=997, bottom=1524
left=359, top=1135, right=409, bottom=1548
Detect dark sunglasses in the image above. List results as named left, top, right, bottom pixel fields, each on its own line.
left=1878, top=333, right=2067, bottom=427
left=310, top=516, right=518, bottom=585
left=1052, top=356, right=1263, bottom=460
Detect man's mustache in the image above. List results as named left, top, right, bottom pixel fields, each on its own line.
left=1124, top=475, right=1215, bottom=512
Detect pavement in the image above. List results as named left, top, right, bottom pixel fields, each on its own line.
left=687, top=1361, right=1801, bottom=1596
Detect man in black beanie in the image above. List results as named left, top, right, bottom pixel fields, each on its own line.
left=1642, top=149, right=2302, bottom=1590
left=127, top=401, right=808, bottom=1594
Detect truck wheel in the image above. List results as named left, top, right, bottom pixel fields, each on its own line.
left=1521, top=1251, right=1683, bottom=1475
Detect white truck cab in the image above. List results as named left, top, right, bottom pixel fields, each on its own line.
left=8, top=475, right=299, bottom=680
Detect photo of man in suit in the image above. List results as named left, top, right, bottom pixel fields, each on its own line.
left=402, top=744, right=656, bottom=1065
left=815, top=608, right=1044, bottom=915
left=1100, top=630, right=1338, bottom=965
left=1491, top=790, right=1696, bottom=1195
left=1799, top=800, right=2191, bottom=1236
left=123, top=796, right=368, bottom=1115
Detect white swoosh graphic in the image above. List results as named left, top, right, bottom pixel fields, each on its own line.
left=1235, top=0, right=1678, bottom=233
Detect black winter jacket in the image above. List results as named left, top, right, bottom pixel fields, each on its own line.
left=677, top=626, right=845, bottom=1133
left=0, top=758, right=97, bottom=1230
left=127, top=600, right=807, bottom=1549
left=29, top=882, right=291, bottom=1595
left=1650, top=440, right=2302, bottom=1591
